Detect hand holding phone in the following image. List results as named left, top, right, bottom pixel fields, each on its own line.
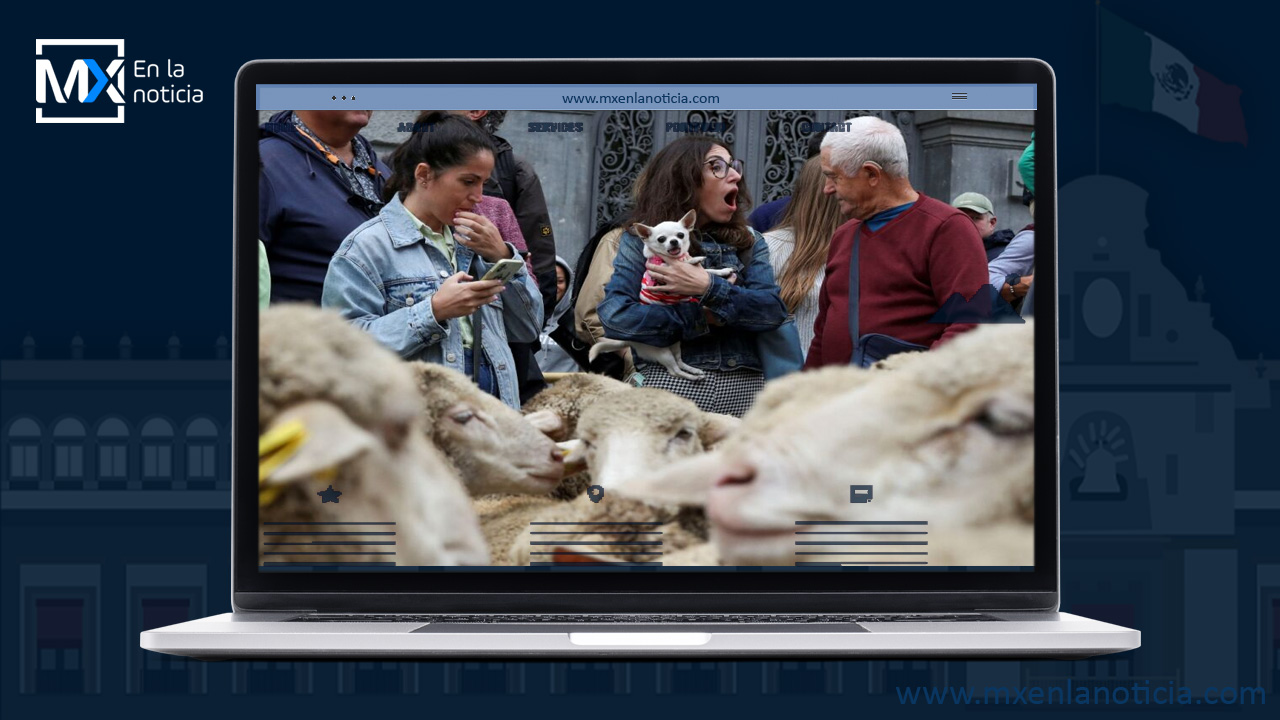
left=479, top=258, right=526, bottom=285
left=431, top=272, right=505, bottom=321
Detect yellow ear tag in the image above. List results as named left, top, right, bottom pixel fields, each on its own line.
left=258, top=419, right=308, bottom=506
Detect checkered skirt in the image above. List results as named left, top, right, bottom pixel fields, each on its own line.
left=631, top=362, right=765, bottom=418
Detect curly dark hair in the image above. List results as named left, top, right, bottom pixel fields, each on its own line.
left=626, top=136, right=754, bottom=253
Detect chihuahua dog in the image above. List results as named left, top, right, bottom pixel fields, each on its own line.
left=589, top=209, right=734, bottom=381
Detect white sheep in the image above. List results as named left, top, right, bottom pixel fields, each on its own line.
left=522, top=372, right=632, bottom=442
left=562, top=387, right=738, bottom=494
left=617, top=322, right=1036, bottom=568
left=503, top=388, right=739, bottom=566
left=471, top=493, right=563, bottom=565
left=521, top=372, right=633, bottom=500
left=258, top=304, right=488, bottom=567
left=468, top=373, right=632, bottom=561
left=408, top=361, right=565, bottom=496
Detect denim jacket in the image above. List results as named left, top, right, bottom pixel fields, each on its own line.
left=597, top=227, right=787, bottom=372
left=321, top=194, right=543, bottom=409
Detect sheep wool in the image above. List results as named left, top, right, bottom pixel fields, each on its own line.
left=258, top=305, right=489, bottom=567
left=260, top=303, right=421, bottom=433
left=473, top=493, right=563, bottom=566
left=408, top=361, right=564, bottom=497
left=522, top=372, right=631, bottom=441
left=619, top=322, right=1038, bottom=567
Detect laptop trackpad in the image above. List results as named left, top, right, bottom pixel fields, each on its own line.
left=569, top=632, right=710, bottom=646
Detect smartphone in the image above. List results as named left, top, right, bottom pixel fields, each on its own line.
left=479, top=258, right=526, bottom=284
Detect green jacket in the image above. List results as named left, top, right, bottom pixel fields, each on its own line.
left=1018, top=132, right=1035, bottom=196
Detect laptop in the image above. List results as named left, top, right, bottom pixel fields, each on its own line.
left=141, top=57, right=1139, bottom=658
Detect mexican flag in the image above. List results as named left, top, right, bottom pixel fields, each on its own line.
left=1101, top=7, right=1247, bottom=146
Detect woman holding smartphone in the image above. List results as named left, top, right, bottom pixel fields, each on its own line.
left=322, top=112, right=543, bottom=409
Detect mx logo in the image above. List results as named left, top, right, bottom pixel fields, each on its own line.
left=36, top=39, right=126, bottom=123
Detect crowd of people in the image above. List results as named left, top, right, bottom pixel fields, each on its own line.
left=259, top=110, right=1034, bottom=418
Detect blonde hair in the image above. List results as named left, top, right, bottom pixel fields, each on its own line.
left=774, top=157, right=844, bottom=313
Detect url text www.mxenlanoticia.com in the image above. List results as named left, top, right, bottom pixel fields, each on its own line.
left=560, top=93, right=720, bottom=105
left=896, top=681, right=1265, bottom=706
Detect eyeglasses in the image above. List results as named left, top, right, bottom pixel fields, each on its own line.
left=704, top=157, right=743, bottom=179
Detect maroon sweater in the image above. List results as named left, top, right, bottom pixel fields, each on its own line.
left=804, top=193, right=988, bottom=368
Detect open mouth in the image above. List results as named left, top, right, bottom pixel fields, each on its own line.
left=723, top=188, right=738, bottom=212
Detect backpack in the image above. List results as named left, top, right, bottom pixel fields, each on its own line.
left=565, top=218, right=629, bottom=379
left=484, top=138, right=520, bottom=204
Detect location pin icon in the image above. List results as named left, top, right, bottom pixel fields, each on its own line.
left=587, top=485, right=604, bottom=504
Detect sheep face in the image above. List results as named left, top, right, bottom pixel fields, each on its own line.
left=622, top=323, right=1036, bottom=567
left=560, top=388, right=738, bottom=496
left=259, top=400, right=489, bottom=567
left=411, top=363, right=565, bottom=495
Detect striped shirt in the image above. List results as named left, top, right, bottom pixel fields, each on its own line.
left=639, top=254, right=701, bottom=305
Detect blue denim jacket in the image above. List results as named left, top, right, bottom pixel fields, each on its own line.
left=597, top=228, right=788, bottom=372
left=321, top=194, right=543, bottom=409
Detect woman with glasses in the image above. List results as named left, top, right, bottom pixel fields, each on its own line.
left=596, top=136, right=789, bottom=417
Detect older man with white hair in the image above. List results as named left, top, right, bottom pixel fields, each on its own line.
left=805, top=116, right=988, bottom=368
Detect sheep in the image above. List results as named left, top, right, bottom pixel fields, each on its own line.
left=407, top=361, right=565, bottom=496
left=522, top=372, right=632, bottom=500
left=506, top=493, right=708, bottom=566
left=734, top=364, right=880, bottom=438
left=467, top=375, right=636, bottom=562
left=471, top=493, right=563, bottom=565
left=503, top=388, right=739, bottom=566
left=564, top=388, right=739, bottom=496
left=522, top=372, right=632, bottom=441
left=258, top=304, right=488, bottom=567
left=615, top=322, right=1036, bottom=568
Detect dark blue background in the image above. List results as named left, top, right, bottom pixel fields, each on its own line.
left=11, top=0, right=1275, bottom=360
left=6, top=1, right=1276, bottom=717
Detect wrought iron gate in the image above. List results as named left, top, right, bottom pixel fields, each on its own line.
left=589, top=110, right=921, bottom=229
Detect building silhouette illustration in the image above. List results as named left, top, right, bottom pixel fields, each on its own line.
left=1005, top=175, right=1278, bottom=697
left=3, top=178, right=1278, bottom=706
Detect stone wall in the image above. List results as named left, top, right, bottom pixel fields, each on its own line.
left=915, top=110, right=1036, bottom=233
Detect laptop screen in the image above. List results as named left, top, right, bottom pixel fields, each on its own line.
left=254, top=81, right=1038, bottom=575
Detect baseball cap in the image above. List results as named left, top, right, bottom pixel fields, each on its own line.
left=951, top=192, right=995, bottom=215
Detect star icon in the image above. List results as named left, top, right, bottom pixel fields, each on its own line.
left=318, top=485, right=342, bottom=503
